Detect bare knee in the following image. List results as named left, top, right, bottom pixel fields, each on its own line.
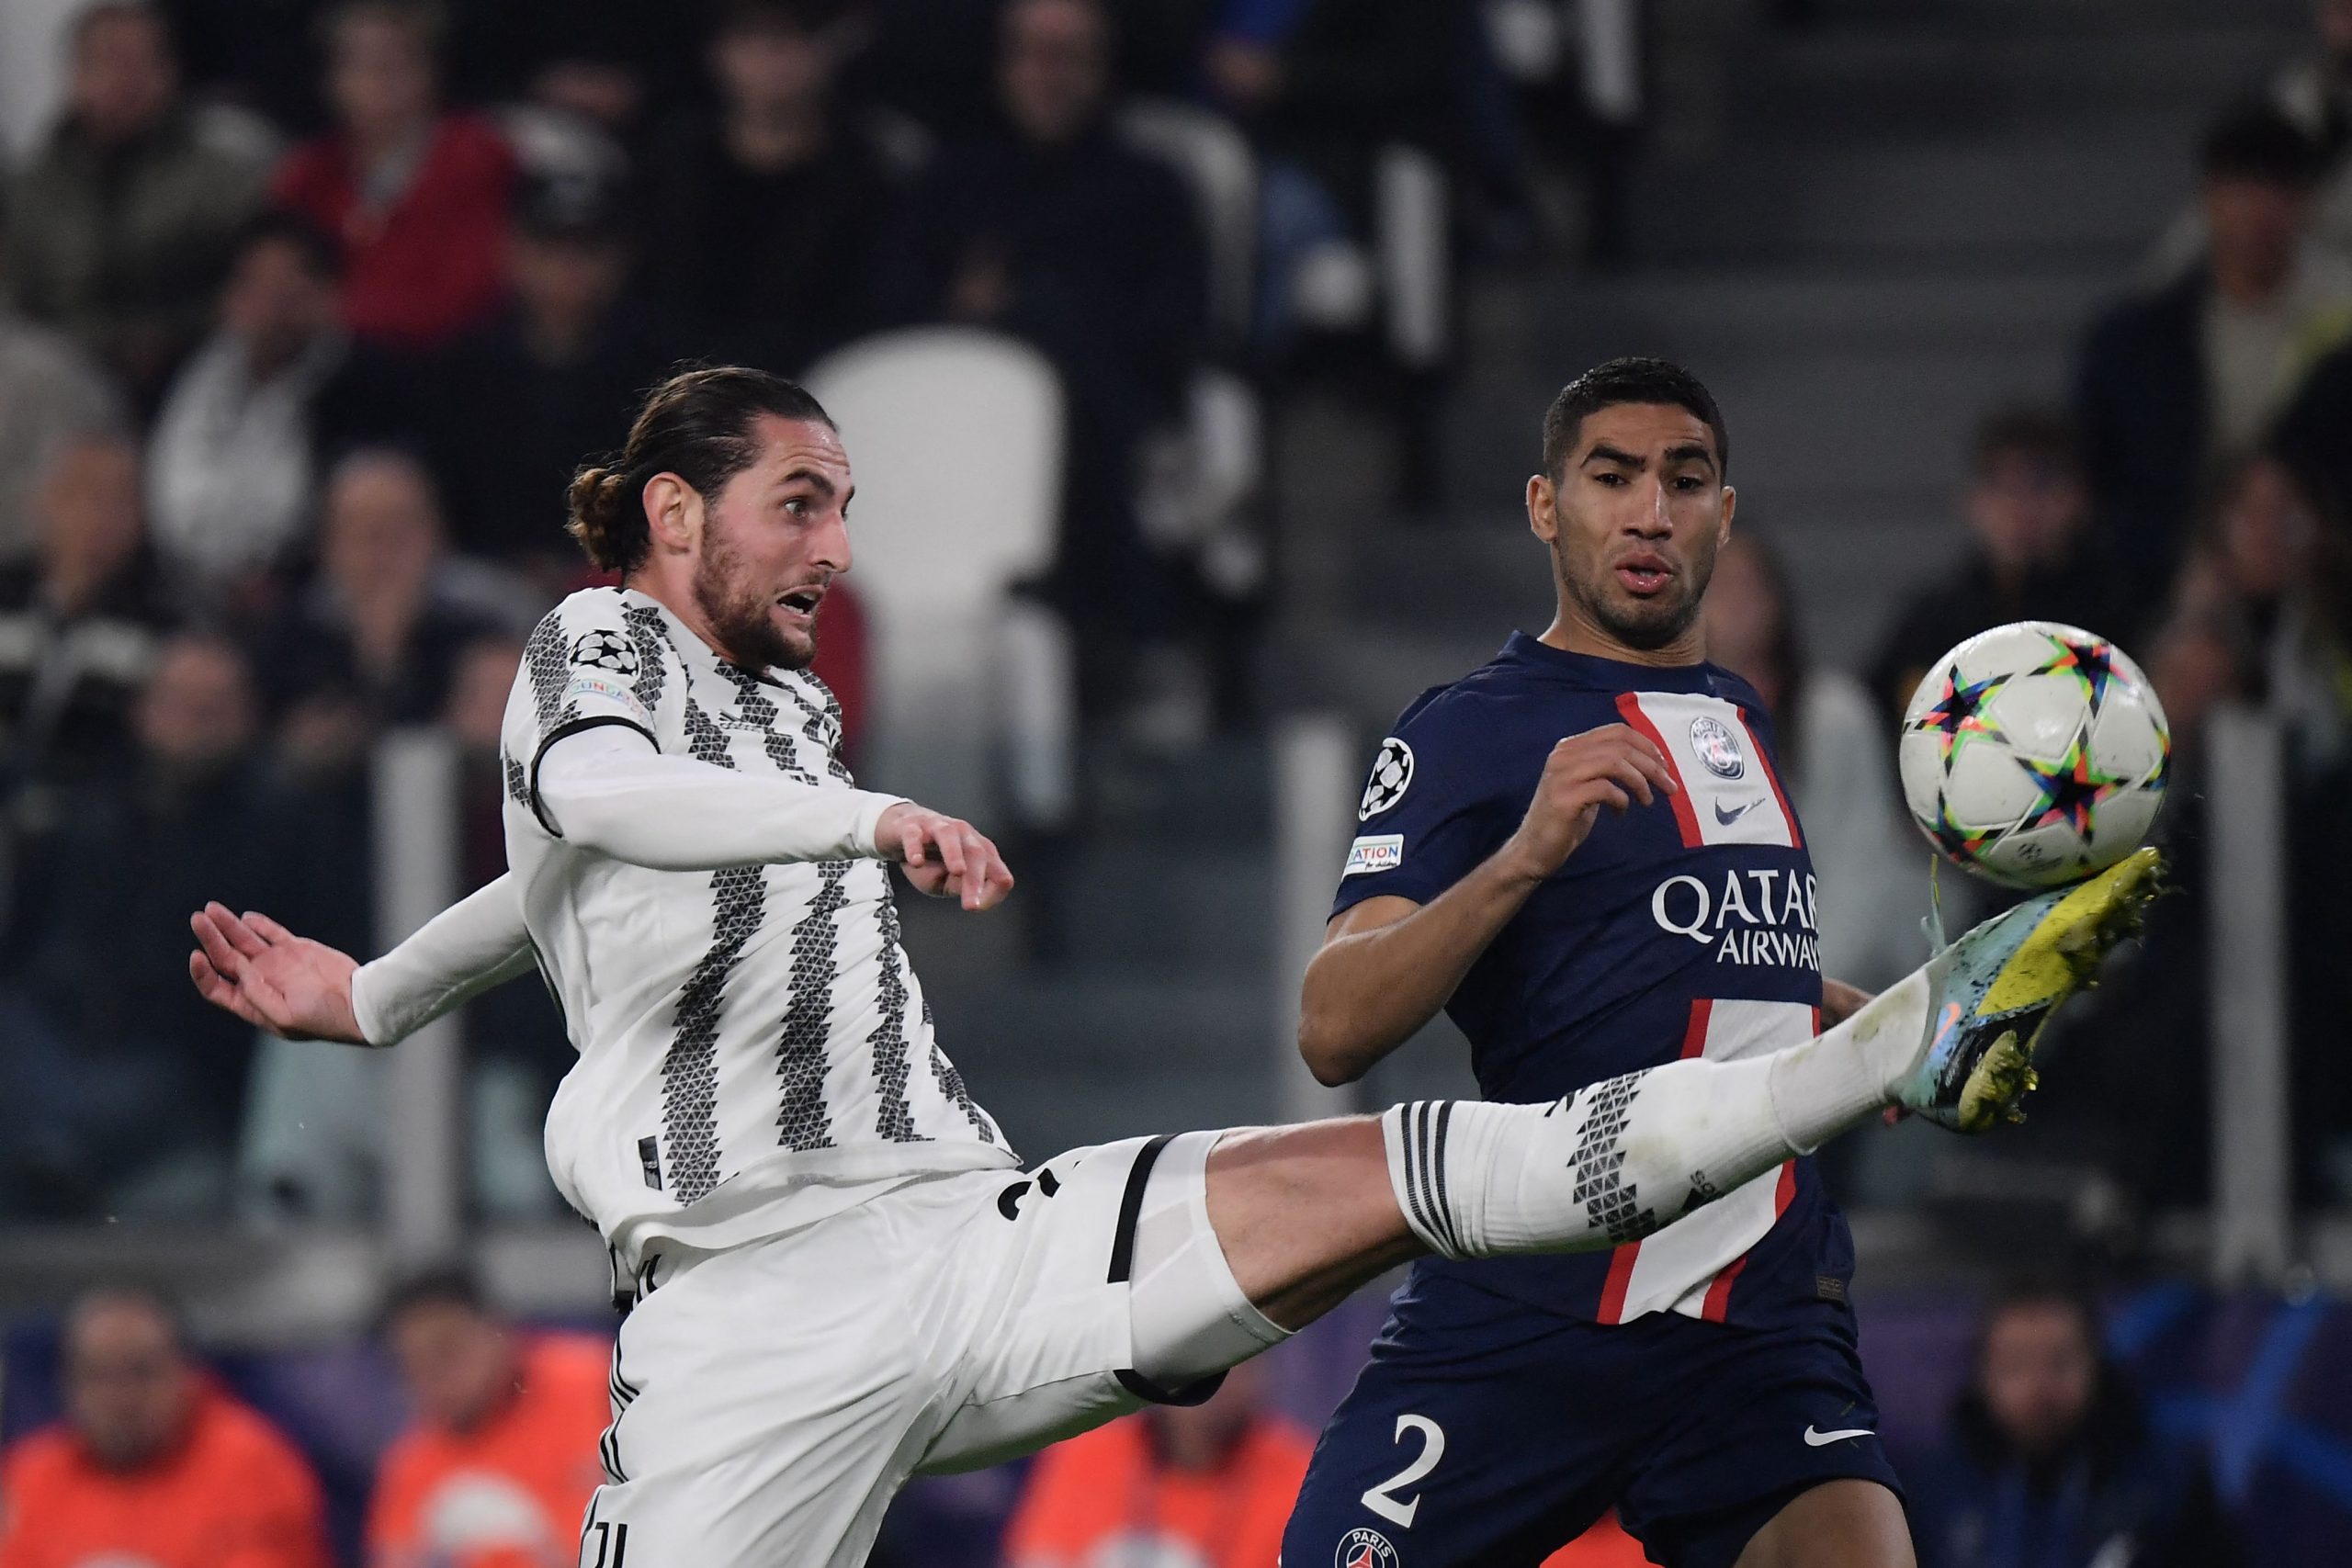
left=1732, top=1480, right=1914, bottom=1568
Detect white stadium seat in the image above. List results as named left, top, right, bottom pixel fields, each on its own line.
left=805, top=328, right=1074, bottom=826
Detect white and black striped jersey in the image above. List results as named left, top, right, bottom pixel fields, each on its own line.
left=503, top=587, right=1016, bottom=1269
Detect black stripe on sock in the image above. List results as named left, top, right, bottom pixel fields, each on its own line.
left=1430, top=1100, right=1461, bottom=1256
left=1106, top=1134, right=1177, bottom=1283
left=1399, top=1102, right=1441, bottom=1254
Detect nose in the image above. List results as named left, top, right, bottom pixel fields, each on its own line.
left=1627, top=476, right=1673, bottom=536
left=812, top=508, right=852, bottom=576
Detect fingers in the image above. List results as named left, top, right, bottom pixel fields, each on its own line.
left=191, top=909, right=245, bottom=978
left=933, top=822, right=969, bottom=886
left=243, top=910, right=298, bottom=945
left=900, top=817, right=928, bottom=868
left=188, top=948, right=266, bottom=1030
left=205, top=901, right=270, bottom=959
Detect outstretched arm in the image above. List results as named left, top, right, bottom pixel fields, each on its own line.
left=534, top=724, right=1012, bottom=909
left=189, top=874, right=537, bottom=1046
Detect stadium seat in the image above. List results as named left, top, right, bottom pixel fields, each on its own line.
left=1116, top=98, right=1260, bottom=348
left=804, top=328, right=1071, bottom=826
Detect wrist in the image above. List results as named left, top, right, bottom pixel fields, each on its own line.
left=1490, top=831, right=1555, bottom=890
left=862, top=796, right=912, bottom=859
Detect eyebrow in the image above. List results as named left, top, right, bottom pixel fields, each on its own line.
left=1581, top=443, right=1645, bottom=468
left=1663, top=442, right=1718, bottom=471
left=779, top=467, right=840, bottom=499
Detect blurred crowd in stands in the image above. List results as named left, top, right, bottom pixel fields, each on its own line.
left=0, top=0, right=2347, bottom=1563
left=0, top=0, right=1587, bottom=1222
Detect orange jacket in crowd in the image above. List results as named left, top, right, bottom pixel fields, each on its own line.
left=0, top=1382, right=329, bottom=1568
left=367, top=1333, right=613, bottom=1568
left=1002, top=1410, right=1316, bottom=1568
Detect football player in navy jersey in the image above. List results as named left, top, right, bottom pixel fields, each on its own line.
left=1285, top=359, right=1928, bottom=1568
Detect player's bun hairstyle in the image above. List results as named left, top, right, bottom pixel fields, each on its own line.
left=1541, top=357, right=1729, bottom=483
left=566, top=365, right=836, bottom=577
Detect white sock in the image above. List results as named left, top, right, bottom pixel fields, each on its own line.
left=1762, top=959, right=1939, bottom=1152
left=1382, top=968, right=1942, bottom=1260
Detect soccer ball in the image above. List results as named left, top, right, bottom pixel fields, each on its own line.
left=1896, top=621, right=2170, bottom=890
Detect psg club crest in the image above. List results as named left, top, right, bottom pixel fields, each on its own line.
left=571, top=628, right=639, bottom=677
left=1689, top=715, right=1745, bottom=780
left=1360, top=737, right=1415, bottom=820
left=1337, top=1527, right=1400, bottom=1568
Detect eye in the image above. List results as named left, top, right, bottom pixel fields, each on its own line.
left=1675, top=475, right=1706, bottom=491
left=1594, top=472, right=1628, bottom=487
left=784, top=496, right=808, bottom=517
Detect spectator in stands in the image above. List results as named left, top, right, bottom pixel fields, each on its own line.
left=641, top=0, right=893, bottom=372
left=2076, top=104, right=2352, bottom=612
left=0, top=238, right=126, bottom=566
left=1001, top=1358, right=1312, bottom=1568
left=1704, top=531, right=1921, bottom=990
left=257, top=448, right=536, bottom=776
left=882, top=0, right=1207, bottom=709
left=426, top=175, right=663, bottom=578
left=0, top=1288, right=329, bottom=1568
left=1871, top=410, right=2122, bottom=718
left=5, top=1, right=274, bottom=409
left=272, top=0, right=516, bottom=352
left=368, top=1267, right=611, bottom=1568
left=148, top=213, right=420, bottom=598
left=0, top=634, right=365, bottom=1214
left=0, top=434, right=172, bottom=797
left=1908, top=1282, right=2242, bottom=1568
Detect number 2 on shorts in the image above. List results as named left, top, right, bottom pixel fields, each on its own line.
left=1360, top=1414, right=1445, bottom=1529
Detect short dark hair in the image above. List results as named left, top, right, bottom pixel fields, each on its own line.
left=378, top=1263, right=488, bottom=1334
left=232, top=209, right=342, bottom=281
left=2201, top=101, right=2326, bottom=187
left=1541, top=357, right=1729, bottom=483
left=1971, top=406, right=2081, bottom=479
left=63, top=1285, right=189, bottom=1359
left=568, top=365, right=836, bottom=575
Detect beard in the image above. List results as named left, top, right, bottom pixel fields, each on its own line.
left=692, top=527, right=817, bottom=671
left=1558, top=545, right=1713, bottom=652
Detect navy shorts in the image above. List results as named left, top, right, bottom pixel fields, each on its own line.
left=1282, top=1274, right=1903, bottom=1568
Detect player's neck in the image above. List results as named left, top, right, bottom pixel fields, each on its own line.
left=1538, top=605, right=1706, bottom=669
left=623, top=574, right=756, bottom=673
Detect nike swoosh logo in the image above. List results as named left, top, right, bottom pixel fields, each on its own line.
left=1804, top=1426, right=1873, bottom=1447
left=1713, top=797, right=1761, bottom=826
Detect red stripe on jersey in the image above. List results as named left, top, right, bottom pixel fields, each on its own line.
left=1679, top=998, right=1714, bottom=1060
left=1736, top=710, right=1803, bottom=851
left=1699, top=1159, right=1799, bottom=1323
left=1614, top=693, right=1701, bottom=847
left=1598, top=1240, right=1640, bottom=1325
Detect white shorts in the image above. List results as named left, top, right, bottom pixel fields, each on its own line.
left=575, top=1131, right=1285, bottom=1568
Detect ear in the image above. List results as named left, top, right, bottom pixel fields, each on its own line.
left=641, top=472, right=700, bottom=556
left=1718, top=484, right=1736, bottom=547
left=1526, top=473, right=1558, bottom=544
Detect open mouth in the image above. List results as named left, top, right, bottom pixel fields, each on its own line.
left=1615, top=555, right=1673, bottom=596
left=776, top=586, right=825, bottom=622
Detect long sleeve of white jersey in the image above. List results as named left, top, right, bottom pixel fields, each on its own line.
left=349, top=875, right=537, bottom=1045
left=533, top=722, right=904, bottom=872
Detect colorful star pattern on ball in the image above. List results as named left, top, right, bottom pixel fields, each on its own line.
left=1914, top=663, right=2009, bottom=762
left=2014, top=726, right=2131, bottom=839
left=1928, top=792, right=1996, bottom=864
left=2035, top=630, right=2124, bottom=716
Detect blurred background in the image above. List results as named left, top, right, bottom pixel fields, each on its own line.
left=0, top=0, right=2347, bottom=1562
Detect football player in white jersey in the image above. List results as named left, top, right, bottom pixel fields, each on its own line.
left=187, top=366, right=2161, bottom=1567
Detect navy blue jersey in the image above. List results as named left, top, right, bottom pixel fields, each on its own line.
left=1332, top=633, right=1848, bottom=1329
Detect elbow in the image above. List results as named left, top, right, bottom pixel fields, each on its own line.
left=1296, top=1011, right=1368, bottom=1088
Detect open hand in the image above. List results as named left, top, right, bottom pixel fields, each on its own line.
left=876, top=804, right=1015, bottom=912
left=188, top=903, right=368, bottom=1043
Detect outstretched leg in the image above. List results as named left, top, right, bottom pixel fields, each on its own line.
left=1185, top=847, right=2161, bottom=1356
